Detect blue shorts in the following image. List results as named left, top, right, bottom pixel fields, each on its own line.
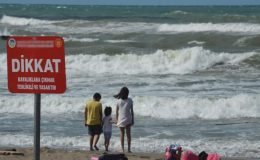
left=104, top=131, right=112, bottom=139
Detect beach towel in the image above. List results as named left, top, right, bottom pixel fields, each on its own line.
left=207, top=153, right=221, bottom=160
left=181, top=150, right=221, bottom=160
left=181, top=150, right=199, bottom=160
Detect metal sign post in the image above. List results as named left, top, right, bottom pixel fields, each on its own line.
left=34, top=94, right=41, bottom=160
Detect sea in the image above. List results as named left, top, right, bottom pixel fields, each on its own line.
left=0, top=4, right=260, bottom=158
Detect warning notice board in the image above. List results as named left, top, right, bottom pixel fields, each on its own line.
left=7, top=36, right=66, bottom=93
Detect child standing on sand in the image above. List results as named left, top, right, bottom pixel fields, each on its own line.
left=102, top=106, right=113, bottom=151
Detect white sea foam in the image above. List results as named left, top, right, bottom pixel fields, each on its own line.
left=158, top=23, right=260, bottom=34
left=0, top=47, right=259, bottom=120
left=65, top=47, right=257, bottom=75
left=133, top=94, right=260, bottom=119
left=23, top=20, right=155, bottom=35
left=0, top=15, right=59, bottom=26
left=104, top=40, right=135, bottom=43
left=172, top=10, right=189, bottom=15
left=64, top=37, right=99, bottom=42
left=163, top=10, right=189, bottom=16
left=233, top=36, right=256, bottom=47
left=0, top=27, right=11, bottom=36
left=0, top=54, right=7, bottom=72
left=1, top=133, right=259, bottom=157
left=2, top=15, right=260, bottom=35
left=57, top=6, right=67, bottom=9
left=0, top=95, right=85, bottom=115
left=0, top=94, right=259, bottom=120
left=188, top=40, right=205, bottom=45
left=0, top=47, right=258, bottom=75
left=33, top=22, right=260, bottom=35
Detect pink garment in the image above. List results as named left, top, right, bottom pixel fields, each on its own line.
left=181, top=150, right=199, bottom=160
left=207, top=153, right=221, bottom=160
left=90, top=156, right=99, bottom=160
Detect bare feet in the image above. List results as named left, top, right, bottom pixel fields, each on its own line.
left=94, top=146, right=99, bottom=151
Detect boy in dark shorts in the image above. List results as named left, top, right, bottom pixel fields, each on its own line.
left=85, top=93, right=103, bottom=151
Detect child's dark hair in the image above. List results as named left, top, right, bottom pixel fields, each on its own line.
left=93, top=92, right=101, bottom=101
left=104, top=106, right=112, bottom=116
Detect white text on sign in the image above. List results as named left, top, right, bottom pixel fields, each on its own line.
left=11, top=55, right=61, bottom=73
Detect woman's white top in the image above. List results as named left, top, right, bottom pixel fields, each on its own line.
left=116, top=98, right=133, bottom=127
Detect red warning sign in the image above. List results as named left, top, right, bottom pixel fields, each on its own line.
left=7, top=36, right=66, bottom=93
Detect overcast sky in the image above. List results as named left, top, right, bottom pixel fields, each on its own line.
left=0, top=0, right=260, bottom=5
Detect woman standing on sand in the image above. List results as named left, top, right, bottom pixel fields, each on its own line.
left=114, top=87, right=134, bottom=153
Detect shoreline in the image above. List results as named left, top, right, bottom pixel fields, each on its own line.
left=0, top=147, right=258, bottom=160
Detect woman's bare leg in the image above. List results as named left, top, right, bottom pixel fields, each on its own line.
left=120, top=127, right=125, bottom=152
left=126, top=125, right=131, bottom=153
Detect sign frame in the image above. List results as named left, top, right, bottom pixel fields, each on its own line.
left=6, top=36, right=66, bottom=94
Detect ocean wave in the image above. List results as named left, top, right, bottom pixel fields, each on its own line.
left=0, top=47, right=258, bottom=75
left=0, top=95, right=85, bottom=115
left=2, top=15, right=260, bottom=35
left=0, top=133, right=259, bottom=157
left=233, top=35, right=260, bottom=48
left=0, top=94, right=259, bottom=120
left=172, top=10, right=189, bottom=15
left=0, top=15, right=154, bottom=34
left=163, top=10, right=189, bottom=16
left=233, top=36, right=255, bottom=47
left=158, top=23, right=260, bottom=34
left=65, top=47, right=257, bottom=75
left=64, top=37, right=99, bottom=42
left=187, top=40, right=205, bottom=45
left=0, top=27, right=10, bottom=36
left=104, top=40, right=136, bottom=43
left=0, top=15, right=60, bottom=26
left=0, top=54, right=7, bottom=72
left=134, top=94, right=260, bottom=119
left=56, top=6, right=67, bottom=9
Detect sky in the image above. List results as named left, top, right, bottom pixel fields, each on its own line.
left=0, top=0, right=260, bottom=5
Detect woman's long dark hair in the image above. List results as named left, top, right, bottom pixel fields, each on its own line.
left=114, top=87, right=129, bottom=100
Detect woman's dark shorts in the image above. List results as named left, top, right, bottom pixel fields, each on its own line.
left=88, top=125, right=102, bottom=136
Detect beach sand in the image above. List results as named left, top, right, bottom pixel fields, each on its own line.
left=0, top=147, right=163, bottom=160
left=0, top=147, right=257, bottom=160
